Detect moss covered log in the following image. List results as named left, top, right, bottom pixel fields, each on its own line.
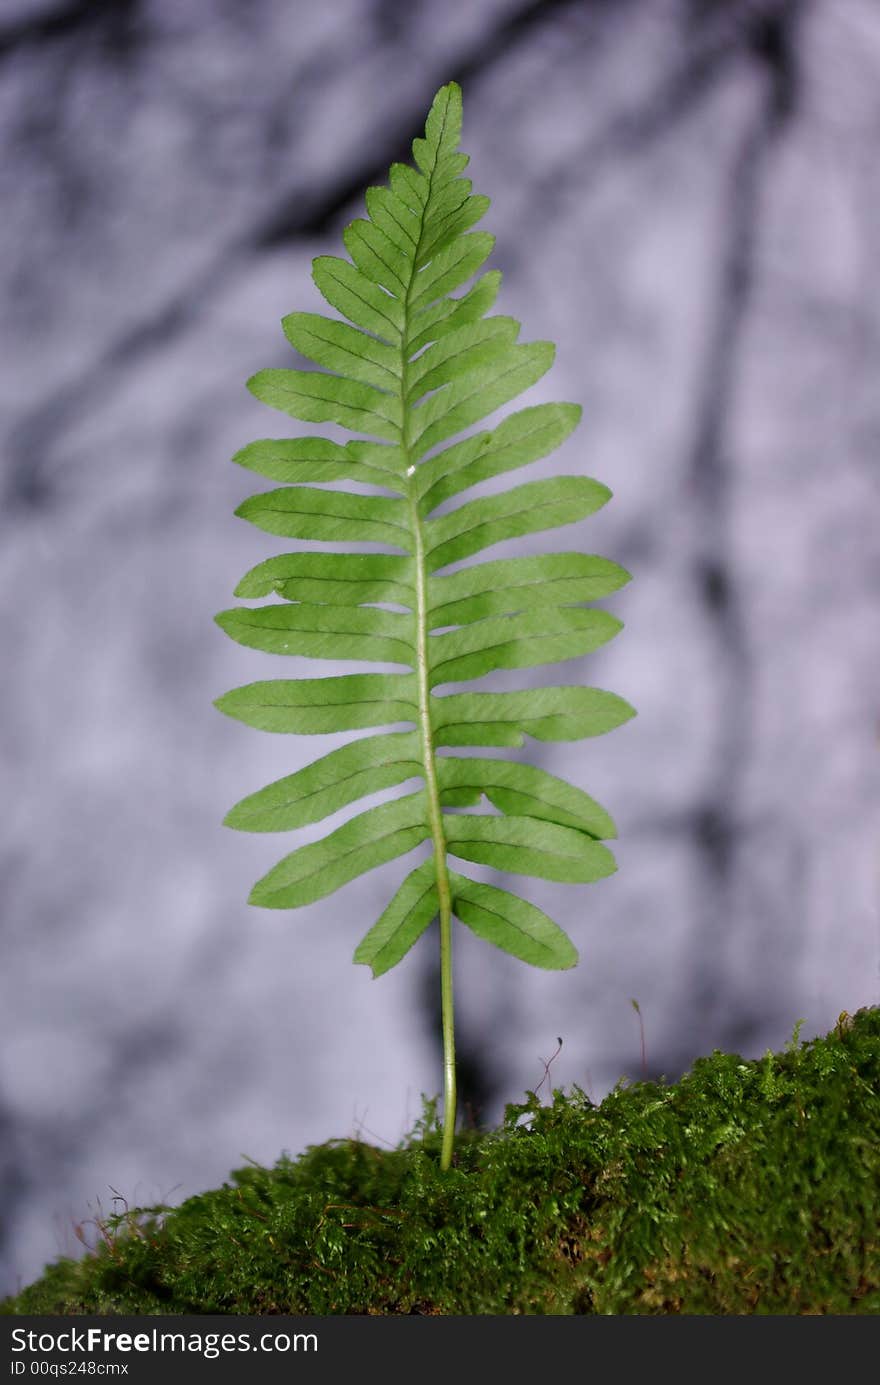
left=4, top=1007, right=878, bottom=1316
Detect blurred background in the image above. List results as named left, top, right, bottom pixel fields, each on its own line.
left=1, top=0, right=878, bottom=1295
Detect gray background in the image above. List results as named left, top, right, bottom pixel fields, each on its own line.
left=1, top=0, right=878, bottom=1295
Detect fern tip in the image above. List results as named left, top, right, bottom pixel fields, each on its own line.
left=353, top=949, right=382, bottom=979
left=247, top=883, right=269, bottom=908
left=617, top=697, right=638, bottom=725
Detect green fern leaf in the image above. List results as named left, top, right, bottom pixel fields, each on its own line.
left=224, top=732, right=423, bottom=833
left=215, top=673, right=418, bottom=734
left=248, top=793, right=430, bottom=910
left=449, top=873, right=578, bottom=970
left=352, top=858, right=440, bottom=978
left=215, top=81, right=635, bottom=1168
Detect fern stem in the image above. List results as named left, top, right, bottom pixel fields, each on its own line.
left=438, top=886, right=457, bottom=1171
left=407, top=486, right=457, bottom=1170
left=398, top=125, right=460, bottom=1170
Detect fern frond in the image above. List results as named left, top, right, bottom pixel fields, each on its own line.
left=216, top=84, right=634, bottom=1157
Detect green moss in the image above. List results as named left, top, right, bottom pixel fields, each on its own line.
left=4, top=1008, right=878, bottom=1315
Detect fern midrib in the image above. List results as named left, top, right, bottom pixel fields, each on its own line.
left=397, top=119, right=456, bottom=1163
